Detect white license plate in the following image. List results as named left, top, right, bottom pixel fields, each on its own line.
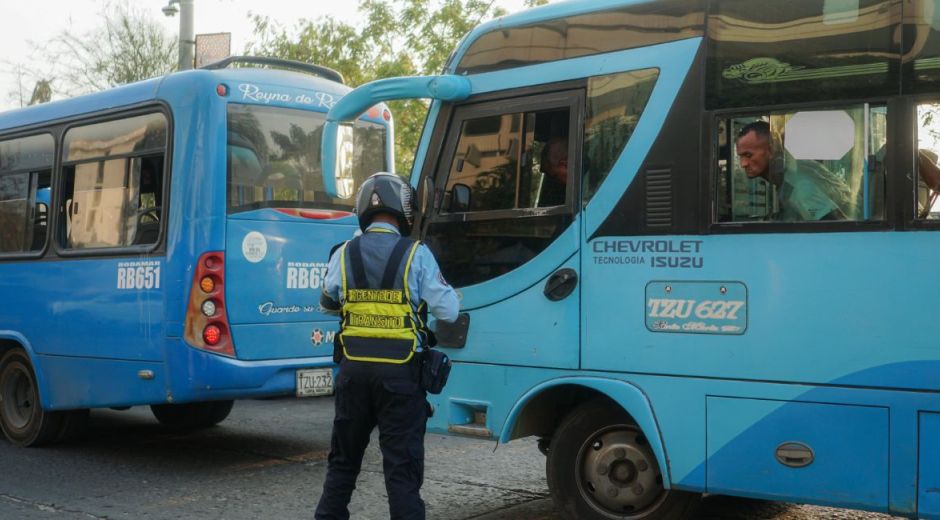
left=296, top=368, right=334, bottom=397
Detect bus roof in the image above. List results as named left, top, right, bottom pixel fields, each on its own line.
left=0, top=67, right=358, bottom=134
left=447, top=0, right=649, bottom=73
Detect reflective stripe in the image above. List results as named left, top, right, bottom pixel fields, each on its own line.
left=402, top=241, right=420, bottom=303
left=347, top=313, right=407, bottom=329
left=339, top=242, right=349, bottom=296
left=347, top=289, right=405, bottom=304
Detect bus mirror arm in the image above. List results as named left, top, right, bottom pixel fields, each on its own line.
left=321, top=75, right=472, bottom=198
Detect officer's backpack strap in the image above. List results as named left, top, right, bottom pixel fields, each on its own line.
left=346, top=237, right=368, bottom=290
left=381, top=238, right=416, bottom=290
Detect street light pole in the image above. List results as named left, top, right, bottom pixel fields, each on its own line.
left=178, top=0, right=195, bottom=71
left=163, top=0, right=195, bottom=71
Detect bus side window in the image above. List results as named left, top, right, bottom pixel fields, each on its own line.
left=426, top=94, right=577, bottom=288
left=916, top=102, right=940, bottom=220
left=60, top=112, right=167, bottom=250
left=717, top=104, right=887, bottom=224
left=0, top=134, right=54, bottom=254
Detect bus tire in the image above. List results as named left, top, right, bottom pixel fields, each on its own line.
left=546, top=400, right=699, bottom=520
left=150, top=400, right=234, bottom=429
left=0, top=349, right=63, bottom=447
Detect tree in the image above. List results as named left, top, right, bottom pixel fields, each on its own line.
left=8, top=1, right=176, bottom=105
left=248, top=0, right=521, bottom=175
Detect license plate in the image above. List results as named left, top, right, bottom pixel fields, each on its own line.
left=296, top=368, right=334, bottom=397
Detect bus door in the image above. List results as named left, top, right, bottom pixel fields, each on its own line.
left=422, top=91, right=583, bottom=369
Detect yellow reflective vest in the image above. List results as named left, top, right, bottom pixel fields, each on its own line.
left=337, top=233, right=426, bottom=364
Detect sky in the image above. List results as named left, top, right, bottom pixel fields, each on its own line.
left=0, top=0, right=534, bottom=111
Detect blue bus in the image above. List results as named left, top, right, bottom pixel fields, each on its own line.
left=320, top=0, right=940, bottom=518
left=0, top=57, right=392, bottom=446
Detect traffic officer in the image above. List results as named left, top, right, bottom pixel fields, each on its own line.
left=315, top=172, right=460, bottom=520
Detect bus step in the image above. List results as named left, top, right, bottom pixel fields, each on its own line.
left=448, top=423, right=492, bottom=438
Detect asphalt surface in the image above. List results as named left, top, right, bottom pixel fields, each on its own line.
left=0, top=397, right=906, bottom=519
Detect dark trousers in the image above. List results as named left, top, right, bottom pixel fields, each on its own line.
left=315, top=361, right=429, bottom=520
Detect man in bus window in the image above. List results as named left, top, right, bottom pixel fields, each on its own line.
left=315, top=172, right=459, bottom=520
left=537, top=137, right=568, bottom=207
left=736, top=121, right=855, bottom=221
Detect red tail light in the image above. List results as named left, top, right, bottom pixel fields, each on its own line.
left=203, top=325, right=222, bottom=345
left=184, top=252, right=235, bottom=357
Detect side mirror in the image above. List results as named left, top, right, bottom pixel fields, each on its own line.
left=321, top=75, right=472, bottom=198
left=449, top=183, right=471, bottom=213
left=321, top=121, right=356, bottom=199
left=335, top=124, right=355, bottom=199
left=419, top=176, right=434, bottom=217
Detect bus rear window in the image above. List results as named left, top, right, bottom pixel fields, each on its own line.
left=226, top=104, right=387, bottom=214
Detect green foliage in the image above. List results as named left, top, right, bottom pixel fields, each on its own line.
left=247, top=0, right=515, bottom=176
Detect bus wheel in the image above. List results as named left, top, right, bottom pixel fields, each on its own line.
left=547, top=400, right=699, bottom=520
left=0, top=349, right=63, bottom=447
left=150, top=400, right=234, bottom=429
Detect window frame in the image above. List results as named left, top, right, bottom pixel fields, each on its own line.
left=0, top=131, right=55, bottom=260
left=707, top=97, right=898, bottom=234
left=54, top=105, right=173, bottom=258
left=428, top=89, right=585, bottom=225
left=903, top=94, right=940, bottom=229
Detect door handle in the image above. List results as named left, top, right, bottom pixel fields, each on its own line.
left=544, top=268, right=578, bottom=301
left=775, top=442, right=814, bottom=468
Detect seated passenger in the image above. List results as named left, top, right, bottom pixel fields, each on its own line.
left=735, top=121, right=855, bottom=221
left=537, top=137, right=568, bottom=207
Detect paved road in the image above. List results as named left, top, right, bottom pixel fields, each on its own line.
left=0, top=397, right=904, bottom=519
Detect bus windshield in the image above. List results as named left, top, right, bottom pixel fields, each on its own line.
left=227, top=103, right=386, bottom=213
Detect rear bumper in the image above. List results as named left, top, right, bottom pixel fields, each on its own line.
left=166, top=338, right=335, bottom=402
left=34, top=340, right=335, bottom=410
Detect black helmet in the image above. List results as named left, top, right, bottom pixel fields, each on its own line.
left=354, top=172, right=416, bottom=234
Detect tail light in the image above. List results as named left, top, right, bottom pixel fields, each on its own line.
left=184, top=252, right=235, bottom=357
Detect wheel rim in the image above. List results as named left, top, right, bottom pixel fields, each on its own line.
left=1, top=362, right=36, bottom=432
left=576, top=424, right=668, bottom=518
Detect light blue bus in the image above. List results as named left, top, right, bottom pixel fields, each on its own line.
left=0, top=57, right=392, bottom=446
left=320, top=0, right=940, bottom=518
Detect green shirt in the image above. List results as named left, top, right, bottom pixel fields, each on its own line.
left=777, top=160, right=857, bottom=221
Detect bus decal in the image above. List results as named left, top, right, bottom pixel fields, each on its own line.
left=237, top=83, right=338, bottom=110
left=592, top=239, right=704, bottom=269
left=257, top=301, right=316, bottom=317
left=116, top=261, right=161, bottom=290
left=645, top=282, right=747, bottom=335
left=311, top=328, right=336, bottom=347
left=242, top=231, right=268, bottom=263
left=286, top=262, right=328, bottom=289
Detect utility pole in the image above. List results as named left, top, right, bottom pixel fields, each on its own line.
left=163, top=0, right=195, bottom=71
